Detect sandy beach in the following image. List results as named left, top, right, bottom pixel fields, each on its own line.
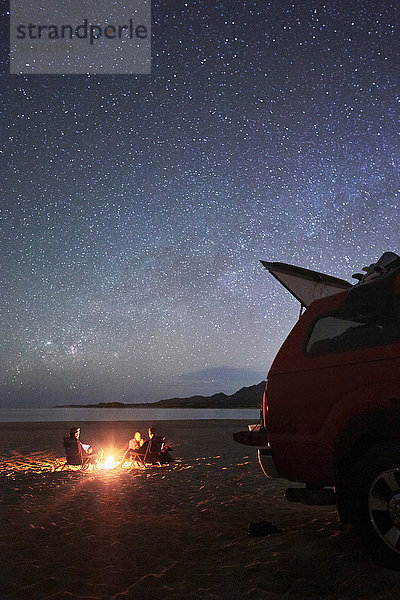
left=1, top=420, right=400, bottom=600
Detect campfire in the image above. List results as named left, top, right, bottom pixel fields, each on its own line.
left=101, top=455, right=119, bottom=470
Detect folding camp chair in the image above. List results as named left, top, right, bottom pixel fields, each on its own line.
left=130, top=435, right=165, bottom=468
left=53, top=437, right=93, bottom=471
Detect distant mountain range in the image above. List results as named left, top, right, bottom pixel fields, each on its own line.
left=56, top=381, right=265, bottom=409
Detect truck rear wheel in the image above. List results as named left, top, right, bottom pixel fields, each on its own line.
left=353, top=441, right=400, bottom=569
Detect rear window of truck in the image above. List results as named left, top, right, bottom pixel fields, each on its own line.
left=306, top=296, right=400, bottom=356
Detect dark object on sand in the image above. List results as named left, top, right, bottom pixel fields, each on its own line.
left=248, top=521, right=283, bottom=537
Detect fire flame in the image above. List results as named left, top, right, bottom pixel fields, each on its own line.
left=102, top=455, right=118, bottom=470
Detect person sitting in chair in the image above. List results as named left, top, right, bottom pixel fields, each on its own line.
left=132, top=431, right=144, bottom=450
left=66, top=427, right=103, bottom=465
left=119, top=431, right=145, bottom=465
left=147, top=426, right=156, bottom=444
left=147, top=427, right=174, bottom=464
left=129, top=427, right=155, bottom=456
left=120, top=427, right=161, bottom=466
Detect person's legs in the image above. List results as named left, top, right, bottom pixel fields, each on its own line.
left=87, top=448, right=103, bottom=466
left=117, top=448, right=134, bottom=467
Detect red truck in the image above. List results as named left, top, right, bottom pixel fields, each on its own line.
left=234, top=252, right=400, bottom=568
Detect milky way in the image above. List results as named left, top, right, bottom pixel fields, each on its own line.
left=1, top=1, right=399, bottom=406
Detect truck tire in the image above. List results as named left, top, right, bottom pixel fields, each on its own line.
left=352, top=441, right=400, bottom=569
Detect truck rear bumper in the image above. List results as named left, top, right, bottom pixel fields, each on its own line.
left=233, top=424, right=281, bottom=479
left=258, top=447, right=280, bottom=478
left=232, top=423, right=269, bottom=447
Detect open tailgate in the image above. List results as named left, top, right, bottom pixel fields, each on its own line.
left=260, top=260, right=352, bottom=308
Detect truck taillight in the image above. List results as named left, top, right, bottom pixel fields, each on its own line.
left=262, top=385, right=269, bottom=428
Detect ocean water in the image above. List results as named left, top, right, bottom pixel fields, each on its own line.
left=0, top=407, right=259, bottom=423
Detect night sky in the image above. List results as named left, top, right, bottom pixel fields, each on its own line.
left=1, top=1, right=399, bottom=407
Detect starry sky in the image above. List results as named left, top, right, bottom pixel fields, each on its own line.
left=1, top=1, right=399, bottom=407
